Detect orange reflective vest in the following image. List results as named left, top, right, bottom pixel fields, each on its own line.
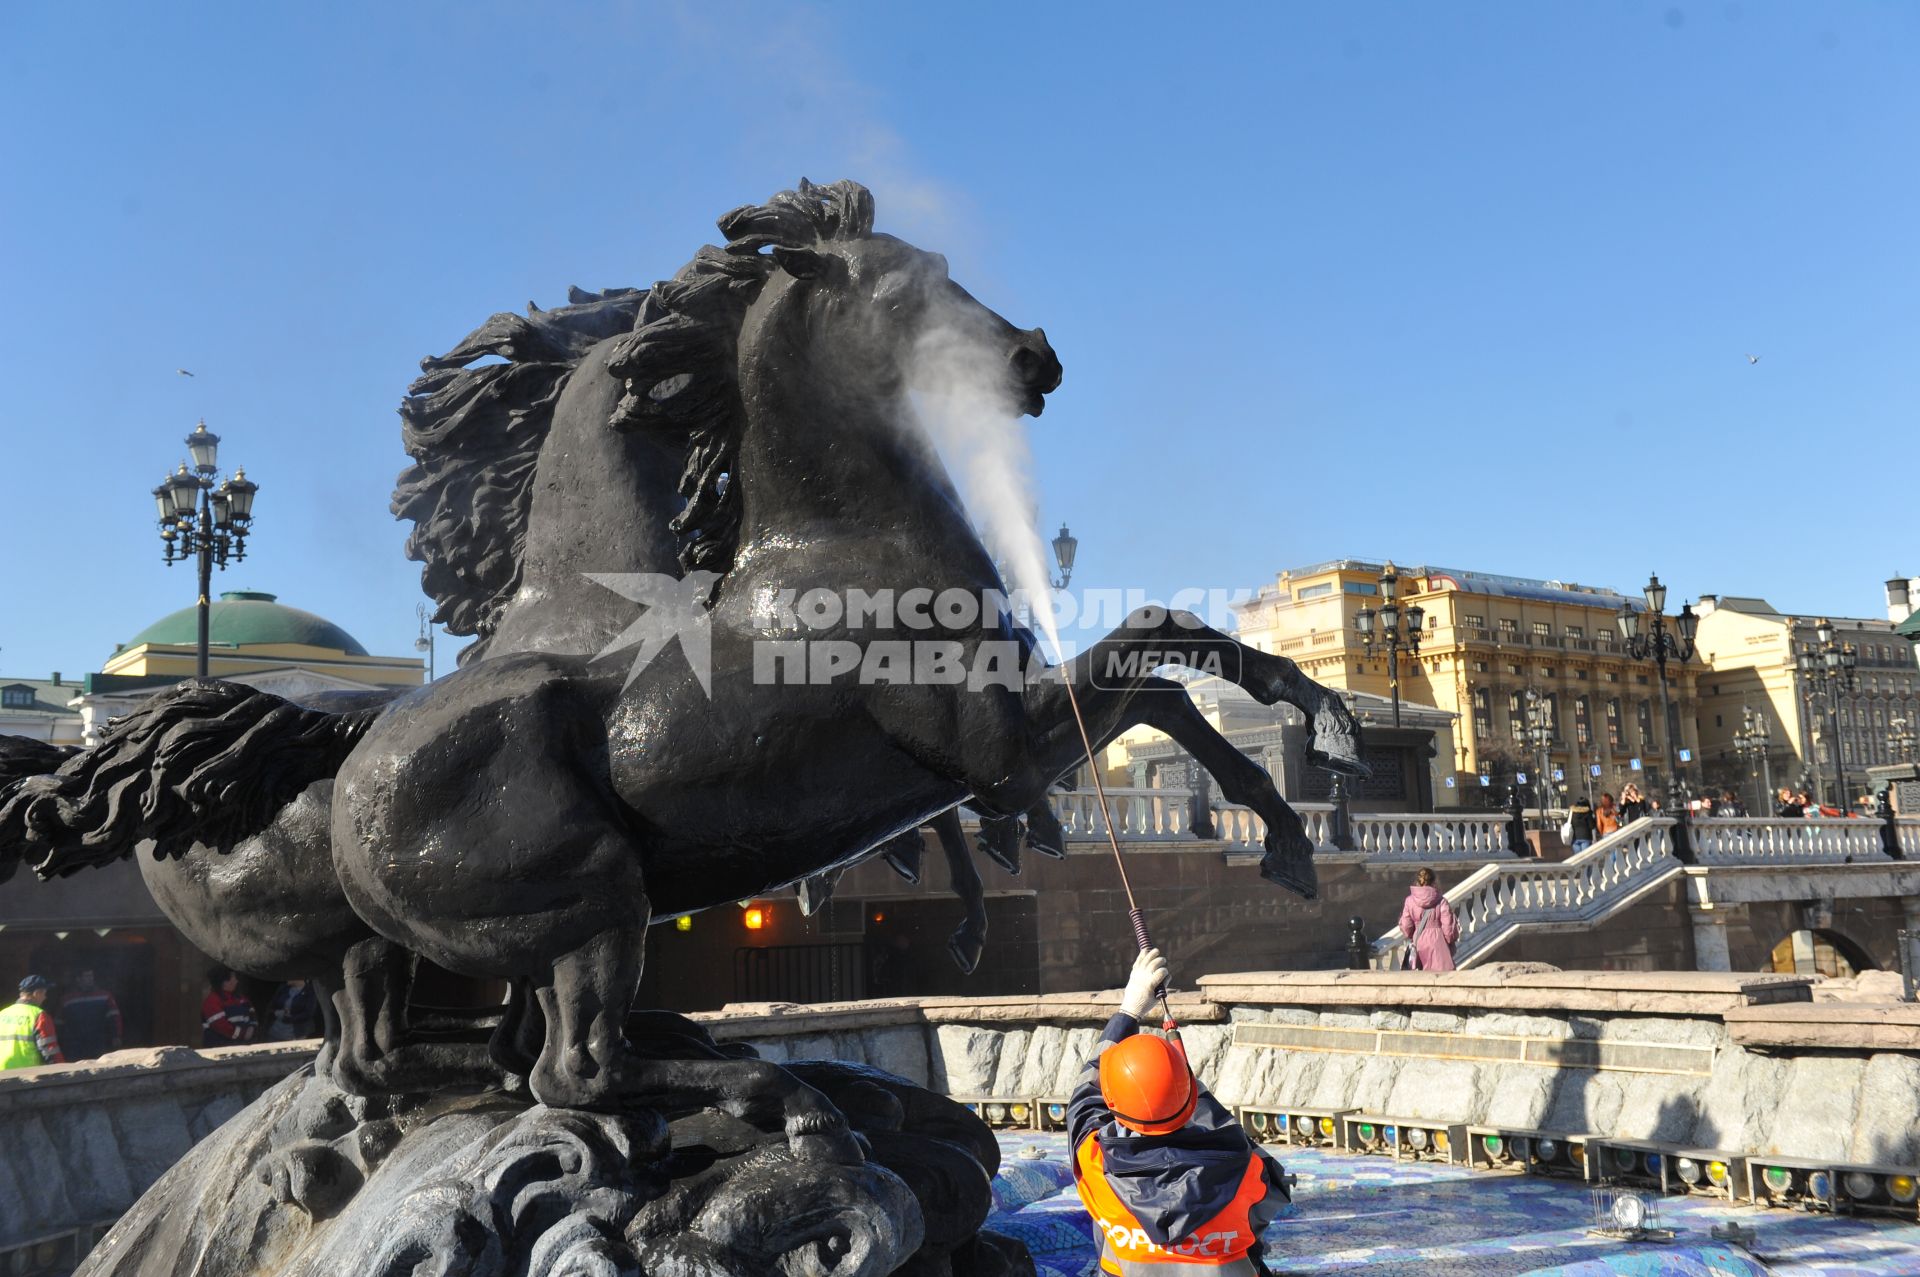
left=1073, top=1132, right=1269, bottom=1273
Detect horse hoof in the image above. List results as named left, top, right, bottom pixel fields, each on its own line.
left=947, top=933, right=983, bottom=975
left=787, top=1123, right=865, bottom=1166
left=1259, top=846, right=1318, bottom=902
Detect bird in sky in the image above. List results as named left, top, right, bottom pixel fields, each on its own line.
left=1746, top=354, right=1761, bottom=365
left=176, top=368, right=195, bottom=377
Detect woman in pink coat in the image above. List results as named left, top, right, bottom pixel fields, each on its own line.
left=1399, top=868, right=1460, bottom=971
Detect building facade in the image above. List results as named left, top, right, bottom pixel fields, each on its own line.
left=1232, top=560, right=1705, bottom=805
left=1693, top=596, right=1920, bottom=808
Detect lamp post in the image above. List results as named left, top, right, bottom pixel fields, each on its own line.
left=1049, top=524, right=1077, bottom=591
left=1797, top=619, right=1859, bottom=809
left=1733, top=704, right=1774, bottom=815
left=1516, top=687, right=1555, bottom=831
left=1891, top=716, right=1917, bottom=765
left=1353, top=560, right=1424, bottom=728
left=152, top=421, right=259, bottom=678
left=1616, top=574, right=1697, bottom=806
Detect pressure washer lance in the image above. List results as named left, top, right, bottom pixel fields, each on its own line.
left=1059, top=670, right=1181, bottom=1040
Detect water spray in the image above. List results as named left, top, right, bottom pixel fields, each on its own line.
left=912, top=332, right=1176, bottom=1033
left=1057, top=667, right=1179, bottom=1037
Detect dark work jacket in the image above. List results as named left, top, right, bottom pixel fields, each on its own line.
left=1620, top=799, right=1649, bottom=824
left=1567, top=803, right=1597, bottom=843
left=1068, top=1013, right=1289, bottom=1251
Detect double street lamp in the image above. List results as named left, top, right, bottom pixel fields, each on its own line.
left=151, top=421, right=260, bottom=678
left=1733, top=704, right=1774, bottom=814
left=1616, top=573, right=1698, bottom=806
left=1889, top=716, right=1917, bottom=765
left=1517, top=687, right=1555, bottom=830
left=1353, top=561, right=1424, bottom=728
left=1797, top=619, right=1858, bottom=808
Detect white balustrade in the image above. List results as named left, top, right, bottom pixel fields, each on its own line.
left=1691, top=817, right=1892, bottom=864
left=1350, top=814, right=1511, bottom=859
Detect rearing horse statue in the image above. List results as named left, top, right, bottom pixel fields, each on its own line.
left=4, top=181, right=1362, bottom=1140
left=336, top=177, right=1364, bottom=1116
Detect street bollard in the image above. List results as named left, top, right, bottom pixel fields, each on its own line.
left=1346, top=915, right=1371, bottom=970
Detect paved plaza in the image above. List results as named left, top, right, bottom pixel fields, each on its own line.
left=988, top=1131, right=1920, bottom=1277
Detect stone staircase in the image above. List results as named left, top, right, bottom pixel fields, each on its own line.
left=1373, top=818, right=1685, bottom=969
left=1372, top=813, right=1920, bottom=968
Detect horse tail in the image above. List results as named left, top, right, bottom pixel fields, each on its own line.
left=0, top=681, right=384, bottom=883
left=392, top=286, right=648, bottom=661
left=0, top=736, right=77, bottom=793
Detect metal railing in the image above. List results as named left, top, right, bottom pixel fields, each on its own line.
left=733, top=943, right=868, bottom=1004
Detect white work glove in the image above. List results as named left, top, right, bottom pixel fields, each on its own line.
left=1120, top=947, right=1170, bottom=1020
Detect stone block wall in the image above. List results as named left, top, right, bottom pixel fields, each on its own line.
left=0, top=1044, right=315, bottom=1253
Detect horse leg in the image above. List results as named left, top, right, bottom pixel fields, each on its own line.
left=332, top=936, right=501, bottom=1094
left=489, top=980, right=543, bottom=1080
left=929, top=807, right=987, bottom=974
left=1024, top=796, right=1066, bottom=859
left=1125, top=677, right=1320, bottom=897
left=530, top=921, right=857, bottom=1161
left=875, top=826, right=924, bottom=884
left=972, top=805, right=1024, bottom=874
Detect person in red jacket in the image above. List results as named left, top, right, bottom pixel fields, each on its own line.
left=200, top=967, right=257, bottom=1047
left=1068, top=949, right=1290, bottom=1274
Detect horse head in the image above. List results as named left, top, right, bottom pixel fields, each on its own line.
left=727, top=180, right=1062, bottom=424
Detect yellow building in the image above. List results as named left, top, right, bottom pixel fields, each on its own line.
left=72, top=589, right=425, bottom=743
left=1232, top=560, right=1704, bottom=803
left=1692, top=596, right=1919, bottom=808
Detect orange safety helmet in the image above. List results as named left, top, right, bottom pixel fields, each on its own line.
left=1098, top=1033, right=1197, bottom=1135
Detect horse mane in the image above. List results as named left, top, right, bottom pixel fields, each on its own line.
left=393, top=179, right=875, bottom=628
left=392, top=286, right=648, bottom=642
left=0, top=681, right=381, bottom=881
left=606, top=178, right=876, bottom=576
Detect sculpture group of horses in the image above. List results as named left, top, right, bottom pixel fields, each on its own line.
left=0, top=180, right=1363, bottom=1147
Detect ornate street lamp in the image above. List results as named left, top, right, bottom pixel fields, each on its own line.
left=1353, top=560, right=1424, bottom=728
left=153, top=420, right=259, bottom=678
left=1617, top=573, right=1697, bottom=857
left=1733, top=704, right=1774, bottom=815
left=1049, top=524, right=1077, bottom=591
left=1888, top=716, right=1917, bottom=765
left=1796, top=619, right=1859, bottom=808
left=1515, top=687, right=1555, bottom=831
left=1616, top=574, right=1698, bottom=801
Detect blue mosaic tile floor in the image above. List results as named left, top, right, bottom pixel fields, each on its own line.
left=988, top=1132, right=1920, bottom=1277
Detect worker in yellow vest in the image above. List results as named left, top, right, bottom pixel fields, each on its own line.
left=1069, top=949, right=1289, bottom=1274
left=1, top=975, right=66, bottom=1070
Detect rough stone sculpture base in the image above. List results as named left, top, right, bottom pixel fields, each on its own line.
left=80, top=1054, right=1032, bottom=1277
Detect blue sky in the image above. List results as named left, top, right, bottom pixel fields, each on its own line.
left=3, top=2, right=1914, bottom=679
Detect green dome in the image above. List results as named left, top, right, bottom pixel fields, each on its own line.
left=126, top=591, right=369, bottom=656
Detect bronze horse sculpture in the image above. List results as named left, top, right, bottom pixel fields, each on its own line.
left=2, top=182, right=1363, bottom=1140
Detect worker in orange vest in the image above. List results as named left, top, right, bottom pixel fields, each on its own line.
left=1069, top=948, right=1289, bottom=1274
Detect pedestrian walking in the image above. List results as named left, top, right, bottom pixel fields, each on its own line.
left=1398, top=869, right=1460, bottom=972
left=1595, top=793, right=1621, bottom=837
left=1068, top=948, right=1289, bottom=1275
left=201, top=967, right=258, bottom=1047
left=57, top=968, right=123, bottom=1061
left=2, top=976, right=65, bottom=1069
left=1560, top=796, right=1598, bottom=851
